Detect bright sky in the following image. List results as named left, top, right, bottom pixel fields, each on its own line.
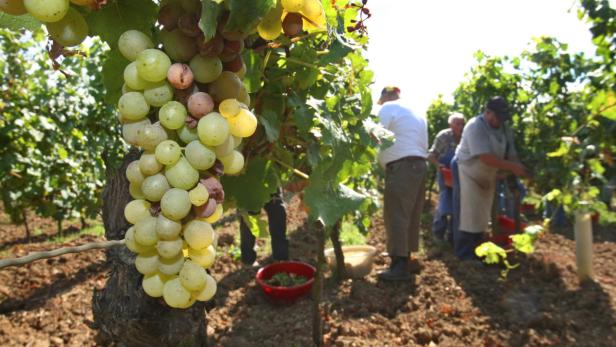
left=366, top=0, right=599, bottom=115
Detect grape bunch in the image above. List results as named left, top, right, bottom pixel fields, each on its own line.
left=0, top=0, right=91, bottom=47
left=118, top=1, right=264, bottom=309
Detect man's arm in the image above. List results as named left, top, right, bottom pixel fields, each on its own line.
left=478, top=154, right=528, bottom=177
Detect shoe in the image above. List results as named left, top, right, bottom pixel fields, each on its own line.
left=378, top=256, right=412, bottom=281
left=241, top=260, right=261, bottom=268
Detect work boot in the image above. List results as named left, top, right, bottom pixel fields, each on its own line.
left=378, top=256, right=411, bottom=281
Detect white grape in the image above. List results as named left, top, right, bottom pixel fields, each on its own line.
left=185, top=140, right=216, bottom=170
left=214, top=135, right=235, bottom=157
left=23, top=0, right=69, bottom=23
left=156, top=214, right=182, bottom=240
left=218, top=150, right=245, bottom=175
left=134, top=216, right=158, bottom=246
left=122, top=118, right=151, bottom=146
left=165, top=157, right=199, bottom=190
left=189, top=183, right=209, bottom=206
left=227, top=108, right=258, bottom=138
left=129, top=182, right=146, bottom=200
left=126, top=160, right=145, bottom=185
left=140, top=124, right=168, bottom=152
left=139, top=152, right=163, bottom=176
left=179, top=260, right=207, bottom=291
left=177, top=125, right=200, bottom=144
left=158, top=254, right=185, bottom=275
left=163, top=277, right=191, bottom=308
left=156, top=238, right=184, bottom=259
left=125, top=226, right=154, bottom=254
left=189, top=55, right=222, bottom=84
left=159, top=101, right=188, bottom=130
left=124, top=62, right=156, bottom=90
left=155, top=140, right=182, bottom=166
left=135, top=251, right=159, bottom=276
left=219, top=98, right=241, bottom=118
left=197, top=112, right=229, bottom=146
left=118, top=30, right=154, bottom=61
left=160, top=188, right=191, bottom=221
left=141, top=173, right=170, bottom=202
left=118, top=92, right=150, bottom=121
left=188, top=245, right=215, bottom=268
left=183, top=220, right=214, bottom=250
left=142, top=273, right=165, bottom=297
left=136, top=49, right=172, bottom=82
left=193, top=273, right=217, bottom=302
left=144, top=82, right=174, bottom=107
left=124, top=199, right=151, bottom=224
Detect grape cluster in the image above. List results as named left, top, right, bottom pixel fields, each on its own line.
left=0, top=0, right=91, bottom=47
left=119, top=1, right=263, bottom=309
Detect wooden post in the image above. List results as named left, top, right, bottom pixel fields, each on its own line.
left=311, top=219, right=325, bottom=347
left=329, top=220, right=347, bottom=280
left=574, top=210, right=593, bottom=282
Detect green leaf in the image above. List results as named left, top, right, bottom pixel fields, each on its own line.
left=475, top=242, right=507, bottom=264
left=86, top=0, right=158, bottom=48
left=224, top=0, right=276, bottom=34
left=242, top=50, right=263, bottom=93
left=102, top=48, right=130, bottom=104
left=199, top=0, right=222, bottom=42
left=547, top=142, right=569, bottom=157
left=222, top=157, right=278, bottom=212
left=0, top=13, right=41, bottom=32
left=304, top=181, right=366, bottom=226
left=511, top=234, right=534, bottom=254
left=259, top=110, right=281, bottom=142
left=241, top=213, right=269, bottom=238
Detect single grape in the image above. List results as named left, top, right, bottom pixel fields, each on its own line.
left=160, top=188, right=191, bottom=221
left=155, top=140, right=182, bottom=166
left=144, top=82, right=174, bottom=107
left=282, top=12, right=303, bottom=37
left=177, top=125, right=200, bottom=144
left=223, top=55, right=243, bottom=73
left=139, top=151, right=164, bottom=176
left=193, top=273, right=217, bottom=301
left=23, top=0, right=69, bottom=22
left=159, top=101, right=188, bottom=130
left=140, top=123, right=169, bottom=152
left=126, top=160, right=145, bottom=185
left=197, top=112, right=229, bottom=147
left=142, top=273, right=165, bottom=297
left=142, top=173, right=170, bottom=202
left=129, top=182, right=146, bottom=200
left=281, top=0, right=304, bottom=13
left=122, top=118, right=151, bottom=146
left=160, top=29, right=197, bottom=63
left=207, top=71, right=243, bottom=103
left=0, top=0, right=27, bottom=15
left=187, top=92, right=215, bottom=119
left=135, top=251, right=160, bottom=276
left=165, top=157, right=199, bottom=190
left=156, top=214, right=182, bottom=240
left=136, top=49, right=172, bottom=82
left=237, top=86, right=251, bottom=107
left=134, top=216, right=158, bottom=246
left=189, top=55, right=222, bottom=84
left=46, top=7, right=89, bottom=47
left=179, top=260, right=207, bottom=291
left=125, top=226, right=154, bottom=254
left=258, top=17, right=282, bottom=41
left=218, top=99, right=241, bottom=118
left=227, top=108, right=258, bottom=138
left=167, top=63, right=194, bottom=90
left=118, top=92, right=150, bottom=121
left=185, top=140, right=216, bottom=170
left=214, top=135, right=234, bottom=158
left=218, top=150, right=245, bottom=175
left=188, top=245, right=215, bottom=268
left=189, top=183, right=209, bottom=206
left=233, top=135, right=242, bottom=148
left=197, top=33, right=224, bottom=57
left=157, top=238, right=183, bottom=259
left=301, top=0, right=323, bottom=18
left=163, top=277, right=191, bottom=308
left=183, top=220, right=214, bottom=250
left=118, top=30, right=154, bottom=61
left=124, top=199, right=151, bottom=224
left=158, top=254, right=185, bottom=276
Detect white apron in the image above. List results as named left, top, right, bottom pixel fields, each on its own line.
left=458, top=128, right=508, bottom=232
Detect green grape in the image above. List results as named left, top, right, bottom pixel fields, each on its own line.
left=179, top=260, right=206, bottom=291
left=126, top=160, right=145, bottom=185
left=281, top=0, right=304, bottom=12
left=139, top=152, right=163, bottom=176
left=135, top=251, right=160, bottom=276
left=125, top=226, right=154, bottom=254
left=157, top=238, right=183, bottom=259
left=207, top=71, right=243, bottom=103
left=188, top=245, right=215, bottom=268
left=159, top=254, right=185, bottom=276
left=185, top=140, right=216, bottom=170
left=160, top=29, right=197, bottom=63
left=301, top=0, right=322, bottom=18
left=159, top=101, right=188, bottom=130
left=155, top=140, right=181, bottom=166
left=197, top=112, right=229, bottom=147
left=140, top=124, right=168, bottom=152
left=163, top=277, right=191, bottom=308
left=156, top=214, right=182, bottom=240
left=183, top=220, right=214, bottom=250
left=165, top=157, right=199, bottom=190
left=0, top=0, right=27, bottom=15
left=122, top=118, right=151, bottom=146
left=129, top=182, right=145, bottom=200
left=161, top=188, right=191, bottom=221
left=118, top=30, right=154, bottom=61
left=23, top=0, right=68, bottom=22
left=142, top=273, right=165, bottom=297
left=45, top=7, right=88, bottom=47
left=227, top=108, right=257, bottom=138
left=134, top=216, right=158, bottom=246
left=237, top=86, right=251, bottom=107
left=218, top=98, right=241, bottom=118
left=232, top=135, right=242, bottom=148
left=141, top=173, right=170, bottom=202
left=124, top=199, right=151, bottom=224
left=257, top=17, right=282, bottom=41
left=189, top=183, right=209, bottom=206
left=136, top=49, right=172, bottom=82
left=118, top=92, right=150, bottom=121
left=189, top=55, right=222, bottom=84
left=177, top=125, right=200, bottom=144
left=214, top=135, right=234, bottom=158
left=193, top=273, right=217, bottom=302
left=218, top=150, right=244, bottom=175
left=124, top=62, right=156, bottom=90
left=144, top=82, right=174, bottom=107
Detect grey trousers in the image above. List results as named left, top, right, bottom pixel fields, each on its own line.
left=384, top=158, right=427, bottom=257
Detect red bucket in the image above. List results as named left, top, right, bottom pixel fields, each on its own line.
left=256, top=261, right=315, bottom=303
left=497, top=215, right=527, bottom=234
left=441, top=167, right=453, bottom=188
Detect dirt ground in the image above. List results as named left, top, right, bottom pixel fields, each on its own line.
left=1, top=197, right=615, bottom=346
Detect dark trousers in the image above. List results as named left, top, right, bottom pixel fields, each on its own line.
left=239, top=191, right=289, bottom=264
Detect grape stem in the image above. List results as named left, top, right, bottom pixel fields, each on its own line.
left=0, top=239, right=125, bottom=270
left=271, top=157, right=310, bottom=179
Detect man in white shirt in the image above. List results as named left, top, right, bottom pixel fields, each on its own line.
left=377, top=86, right=428, bottom=281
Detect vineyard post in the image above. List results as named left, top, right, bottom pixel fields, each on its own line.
left=311, top=218, right=325, bottom=346
left=330, top=220, right=348, bottom=280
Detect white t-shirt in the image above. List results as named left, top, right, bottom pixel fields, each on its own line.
left=377, top=100, right=428, bottom=167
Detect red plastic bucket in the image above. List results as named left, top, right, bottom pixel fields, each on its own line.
left=441, top=167, right=453, bottom=188
left=256, top=261, right=315, bottom=303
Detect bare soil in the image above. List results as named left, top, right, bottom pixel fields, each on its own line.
left=1, top=197, right=615, bottom=346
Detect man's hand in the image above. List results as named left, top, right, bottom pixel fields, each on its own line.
left=510, top=162, right=530, bottom=178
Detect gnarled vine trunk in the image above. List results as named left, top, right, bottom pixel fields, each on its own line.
left=92, top=151, right=209, bottom=346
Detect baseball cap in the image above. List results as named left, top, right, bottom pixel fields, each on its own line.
left=486, top=96, right=511, bottom=122
left=381, top=86, right=400, bottom=95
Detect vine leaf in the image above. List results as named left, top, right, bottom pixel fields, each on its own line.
left=224, top=0, right=276, bottom=34
left=199, top=0, right=222, bottom=42
left=222, top=157, right=278, bottom=212
left=86, top=0, right=158, bottom=48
